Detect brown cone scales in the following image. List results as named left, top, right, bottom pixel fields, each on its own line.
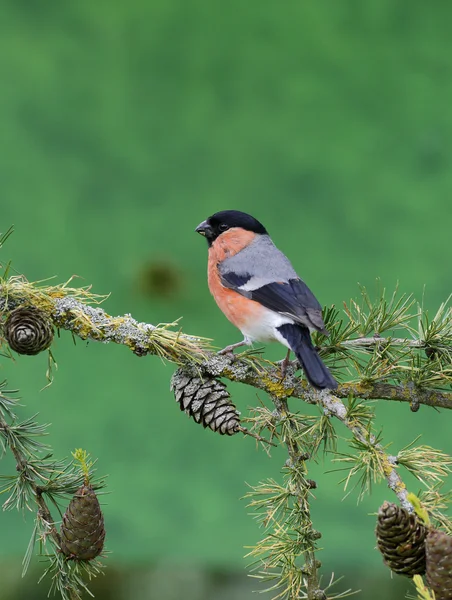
left=426, top=529, right=452, bottom=600
left=60, top=484, right=105, bottom=561
left=171, top=369, right=240, bottom=435
left=3, top=307, right=54, bottom=355
left=376, top=501, right=426, bottom=577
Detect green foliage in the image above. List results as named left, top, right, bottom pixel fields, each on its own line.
left=343, top=285, right=416, bottom=338
left=333, top=434, right=387, bottom=502
left=398, top=440, right=452, bottom=487
left=0, top=381, right=106, bottom=598
left=245, top=399, right=359, bottom=599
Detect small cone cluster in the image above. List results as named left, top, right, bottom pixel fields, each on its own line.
left=171, top=369, right=240, bottom=435
left=60, top=484, right=105, bottom=561
left=376, top=501, right=426, bottom=577
left=3, top=307, right=54, bottom=355
left=426, top=529, right=452, bottom=600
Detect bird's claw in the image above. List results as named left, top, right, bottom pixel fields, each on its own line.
left=278, top=349, right=292, bottom=380
left=218, top=339, right=248, bottom=356
left=218, top=346, right=236, bottom=356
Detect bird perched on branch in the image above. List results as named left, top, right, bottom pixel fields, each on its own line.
left=196, top=210, right=337, bottom=390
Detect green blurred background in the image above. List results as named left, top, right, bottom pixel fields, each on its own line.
left=1, top=1, right=451, bottom=598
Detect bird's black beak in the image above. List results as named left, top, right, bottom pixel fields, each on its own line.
left=195, top=220, right=213, bottom=238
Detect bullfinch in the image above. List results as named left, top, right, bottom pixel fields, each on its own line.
left=196, top=210, right=338, bottom=390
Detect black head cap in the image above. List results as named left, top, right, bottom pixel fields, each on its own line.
left=195, top=210, right=268, bottom=245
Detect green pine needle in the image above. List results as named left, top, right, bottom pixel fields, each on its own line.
left=331, top=434, right=387, bottom=502
left=398, top=438, right=452, bottom=485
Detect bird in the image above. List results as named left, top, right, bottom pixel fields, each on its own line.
left=195, top=210, right=337, bottom=390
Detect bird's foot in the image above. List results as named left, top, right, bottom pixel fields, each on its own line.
left=278, top=349, right=292, bottom=380
left=218, top=339, right=248, bottom=356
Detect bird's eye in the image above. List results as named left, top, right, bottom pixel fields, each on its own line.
left=219, top=223, right=229, bottom=232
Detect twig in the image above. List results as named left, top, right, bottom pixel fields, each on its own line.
left=0, top=416, right=61, bottom=546
left=197, top=355, right=452, bottom=410
left=341, top=337, right=425, bottom=348
left=238, top=426, right=277, bottom=447
left=313, top=391, right=411, bottom=510
left=272, top=396, right=323, bottom=600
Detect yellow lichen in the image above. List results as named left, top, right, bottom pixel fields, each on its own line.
left=381, top=457, right=395, bottom=477
left=352, top=381, right=371, bottom=396
left=261, top=374, right=295, bottom=399
left=394, top=480, right=406, bottom=493
left=221, top=367, right=236, bottom=380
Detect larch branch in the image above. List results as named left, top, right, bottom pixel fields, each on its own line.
left=0, top=417, right=61, bottom=547
left=1, top=290, right=451, bottom=410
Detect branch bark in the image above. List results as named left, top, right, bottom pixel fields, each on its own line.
left=0, top=294, right=443, bottom=411
left=47, top=296, right=452, bottom=408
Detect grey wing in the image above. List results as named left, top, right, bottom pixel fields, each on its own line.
left=218, top=234, right=298, bottom=289
left=219, top=235, right=328, bottom=333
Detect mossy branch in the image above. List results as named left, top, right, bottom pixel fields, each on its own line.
left=1, top=275, right=451, bottom=411
left=0, top=275, right=212, bottom=363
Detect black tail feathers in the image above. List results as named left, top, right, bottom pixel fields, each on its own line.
left=277, top=323, right=337, bottom=390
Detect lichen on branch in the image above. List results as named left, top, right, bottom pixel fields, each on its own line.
left=1, top=274, right=451, bottom=410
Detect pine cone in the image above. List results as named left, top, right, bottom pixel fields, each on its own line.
left=376, top=501, right=426, bottom=576
left=3, top=307, right=54, bottom=355
left=60, top=484, right=105, bottom=561
left=426, top=529, right=452, bottom=600
left=171, top=369, right=240, bottom=435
